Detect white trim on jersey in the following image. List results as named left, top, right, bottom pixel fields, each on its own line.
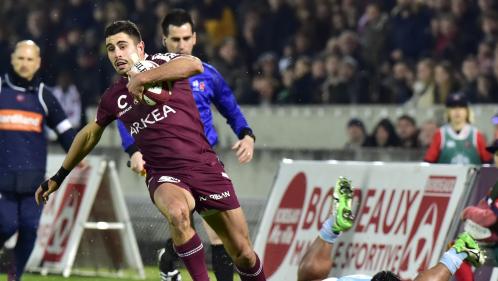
left=4, top=74, right=26, bottom=92
left=55, top=119, right=72, bottom=134
left=37, top=82, right=48, bottom=115
left=0, top=75, right=2, bottom=93
left=445, top=124, right=472, bottom=140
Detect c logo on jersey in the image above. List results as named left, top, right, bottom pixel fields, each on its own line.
left=0, top=109, right=43, bottom=132
left=117, top=95, right=128, bottom=109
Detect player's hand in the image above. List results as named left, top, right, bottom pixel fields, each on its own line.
left=126, top=71, right=145, bottom=101
left=35, top=179, right=60, bottom=206
left=130, top=151, right=146, bottom=175
left=232, top=135, right=254, bottom=164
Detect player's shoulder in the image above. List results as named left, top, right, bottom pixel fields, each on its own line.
left=470, top=124, right=482, bottom=133
left=36, top=83, right=60, bottom=113
left=103, top=77, right=127, bottom=95
left=38, top=83, right=57, bottom=99
left=40, top=83, right=55, bottom=93
left=100, top=77, right=127, bottom=104
left=202, top=62, right=222, bottom=77
left=202, top=62, right=217, bottom=72
left=199, top=62, right=226, bottom=86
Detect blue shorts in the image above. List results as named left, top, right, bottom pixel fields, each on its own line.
left=0, top=170, right=45, bottom=194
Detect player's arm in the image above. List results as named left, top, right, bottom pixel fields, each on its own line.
left=117, top=120, right=145, bottom=174
left=117, top=119, right=138, bottom=155
left=35, top=121, right=105, bottom=205
left=210, top=67, right=255, bottom=164
left=127, top=54, right=203, bottom=99
left=413, top=263, right=452, bottom=281
left=135, top=54, right=203, bottom=85
left=42, top=85, right=77, bottom=151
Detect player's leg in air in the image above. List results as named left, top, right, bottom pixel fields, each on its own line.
left=413, top=232, right=485, bottom=281
left=297, top=177, right=355, bottom=281
left=297, top=177, right=486, bottom=281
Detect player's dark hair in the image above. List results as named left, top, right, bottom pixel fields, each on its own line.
left=104, top=20, right=142, bottom=43
left=161, top=9, right=195, bottom=36
left=371, top=271, right=401, bottom=281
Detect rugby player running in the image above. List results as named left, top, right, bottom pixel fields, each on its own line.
left=34, top=20, right=266, bottom=281
left=117, top=9, right=254, bottom=281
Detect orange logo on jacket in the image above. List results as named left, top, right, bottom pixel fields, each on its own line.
left=0, top=109, right=43, bottom=132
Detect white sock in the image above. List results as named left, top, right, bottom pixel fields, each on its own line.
left=319, top=217, right=341, bottom=244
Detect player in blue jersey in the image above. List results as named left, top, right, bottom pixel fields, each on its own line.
left=298, top=177, right=486, bottom=281
left=0, top=40, right=76, bottom=281
left=117, top=9, right=255, bottom=281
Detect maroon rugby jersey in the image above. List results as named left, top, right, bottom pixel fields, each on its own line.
left=96, top=53, right=217, bottom=170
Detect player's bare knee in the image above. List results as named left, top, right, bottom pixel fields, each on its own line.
left=231, top=245, right=256, bottom=268
left=165, top=203, right=191, bottom=230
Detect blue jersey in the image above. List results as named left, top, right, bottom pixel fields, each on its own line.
left=0, top=72, right=75, bottom=174
left=117, top=62, right=251, bottom=151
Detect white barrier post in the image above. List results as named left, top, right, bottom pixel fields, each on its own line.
left=26, top=155, right=145, bottom=279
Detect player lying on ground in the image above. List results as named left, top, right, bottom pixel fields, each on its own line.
left=34, top=20, right=266, bottom=281
left=298, top=177, right=486, bottom=281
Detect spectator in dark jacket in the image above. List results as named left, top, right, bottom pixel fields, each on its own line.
left=396, top=114, right=420, bottom=148
left=364, top=118, right=401, bottom=147
left=388, top=1, right=431, bottom=60
left=324, top=56, right=370, bottom=104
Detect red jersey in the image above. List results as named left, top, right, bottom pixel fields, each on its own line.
left=96, top=53, right=217, bottom=170
left=424, top=124, right=492, bottom=164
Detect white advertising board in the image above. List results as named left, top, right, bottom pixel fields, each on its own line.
left=254, top=160, right=474, bottom=280
left=26, top=155, right=144, bottom=279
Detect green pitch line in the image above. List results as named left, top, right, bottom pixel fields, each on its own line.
left=1, top=267, right=242, bottom=281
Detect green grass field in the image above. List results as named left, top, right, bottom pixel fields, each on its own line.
left=1, top=267, right=242, bottom=281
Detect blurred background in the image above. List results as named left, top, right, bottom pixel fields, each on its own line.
left=2, top=0, right=498, bottom=268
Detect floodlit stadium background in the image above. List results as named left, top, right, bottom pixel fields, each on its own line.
left=2, top=0, right=498, bottom=280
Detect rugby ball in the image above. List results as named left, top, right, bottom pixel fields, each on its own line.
left=130, top=58, right=171, bottom=106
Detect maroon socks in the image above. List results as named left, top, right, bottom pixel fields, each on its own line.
left=235, top=252, right=266, bottom=281
left=174, top=233, right=210, bottom=281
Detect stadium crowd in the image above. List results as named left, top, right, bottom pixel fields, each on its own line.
left=343, top=115, right=438, bottom=149
left=2, top=0, right=498, bottom=114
